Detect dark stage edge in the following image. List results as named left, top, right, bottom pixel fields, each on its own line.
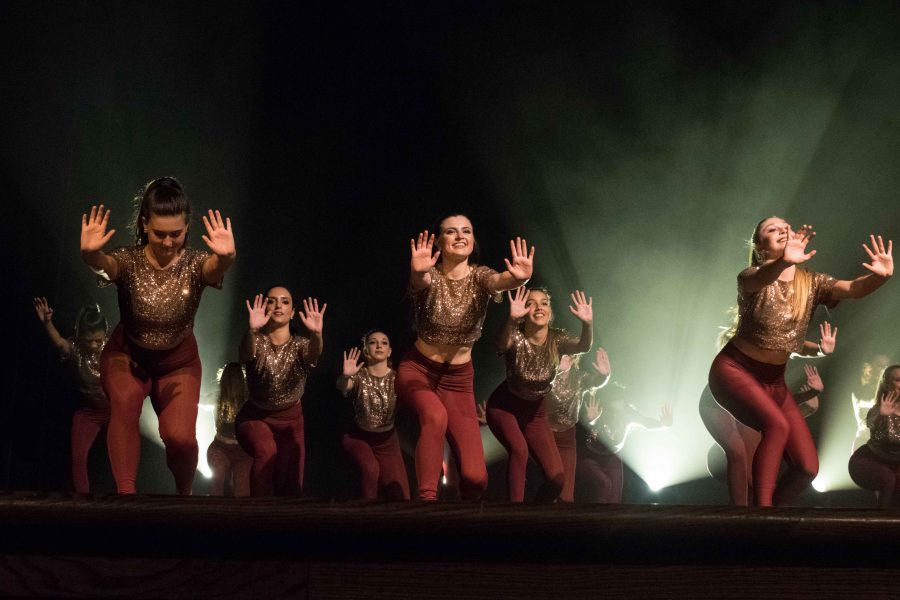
left=1, top=491, right=898, bottom=600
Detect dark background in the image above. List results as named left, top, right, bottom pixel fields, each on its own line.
left=2, top=1, right=899, bottom=504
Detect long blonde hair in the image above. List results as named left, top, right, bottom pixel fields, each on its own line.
left=751, top=217, right=811, bottom=321
left=216, top=362, right=246, bottom=427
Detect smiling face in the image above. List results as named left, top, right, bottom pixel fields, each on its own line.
left=143, top=212, right=188, bottom=259
left=753, top=216, right=790, bottom=263
left=885, top=367, right=900, bottom=393
left=264, top=286, right=294, bottom=326
left=363, top=331, right=392, bottom=364
left=525, top=289, right=552, bottom=328
left=437, top=215, right=475, bottom=261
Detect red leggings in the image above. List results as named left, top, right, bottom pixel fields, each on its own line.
left=553, top=427, right=577, bottom=503
left=708, top=342, right=817, bottom=507
left=395, top=348, right=487, bottom=501
left=486, top=382, right=564, bottom=503
left=70, top=407, right=110, bottom=494
left=100, top=325, right=202, bottom=495
left=236, top=402, right=305, bottom=496
left=341, top=427, right=410, bottom=500
left=579, top=451, right=623, bottom=503
left=848, top=444, right=900, bottom=508
left=206, top=438, right=252, bottom=497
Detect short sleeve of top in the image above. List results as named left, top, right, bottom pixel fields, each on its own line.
left=504, top=327, right=571, bottom=401
left=411, top=264, right=499, bottom=346
left=245, top=332, right=312, bottom=411
left=734, top=267, right=837, bottom=354
left=103, top=246, right=218, bottom=348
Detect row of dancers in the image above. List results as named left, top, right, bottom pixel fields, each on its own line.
left=32, top=176, right=898, bottom=505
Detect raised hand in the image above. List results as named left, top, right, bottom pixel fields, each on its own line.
left=80, top=205, right=115, bottom=253
left=507, top=286, right=532, bottom=321
left=584, top=395, right=602, bottom=423
left=659, top=404, right=674, bottom=427
left=879, top=390, right=899, bottom=416
left=568, top=290, right=593, bottom=324
left=342, top=347, right=364, bottom=378
left=818, top=322, right=837, bottom=355
left=245, top=293, right=271, bottom=331
left=804, top=364, right=824, bottom=393
left=476, top=402, right=487, bottom=426
left=862, top=234, right=893, bottom=278
left=298, top=297, right=327, bottom=334
left=201, top=210, right=236, bottom=258
left=782, top=224, right=816, bottom=265
left=503, top=237, right=534, bottom=281
left=33, top=297, right=54, bottom=324
left=591, top=347, right=611, bottom=377
left=410, top=230, right=439, bottom=273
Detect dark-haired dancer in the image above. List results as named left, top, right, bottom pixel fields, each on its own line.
left=337, top=331, right=410, bottom=500
left=486, top=287, right=593, bottom=502
left=709, top=218, right=892, bottom=506
left=207, top=362, right=252, bottom=497
left=397, top=215, right=534, bottom=501
left=33, top=297, right=110, bottom=494
left=546, top=348, right=610, bottom=503
left=81, top=177, right=235, bottom=494
left=237, top=289, right=324, bottom=496
left=849, top=365, right=900, bottom=508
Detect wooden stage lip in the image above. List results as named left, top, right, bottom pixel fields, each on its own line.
left=2, top=491, right=898, bottom=565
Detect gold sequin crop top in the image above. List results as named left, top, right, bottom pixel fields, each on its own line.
left=347, top=368, right=397, bottom=433
left=102, top=246, right=218, bottom=349
left=245, top=333, right=313, bottom=411
left=734, top=267, right=836, bottom=353
left=67, top=340, right=109, bottom=410
left=411, top=265, right=499, bottom=346
left=546, top=361, right=603, bottom=432
left=866, top=406, right=900, bottom=461
left=504, top=328, right=581, bottom=402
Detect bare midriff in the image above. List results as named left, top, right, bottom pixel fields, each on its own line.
left=415, top=338, right=473, bottom=365
left=731, top=335, right=789, bottom=365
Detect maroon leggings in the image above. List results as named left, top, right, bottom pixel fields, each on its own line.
left=553, top=427, right=577, bottom=503
left=708, top=342, right=817, bottom=507
left=100, top=325, right=202, bottom=495
left=206, top=438, right=252, bottom=497
left=486, top=382, right=564, bottom=503
left=579, top=451, right=623, bottom=503
left=848, top=444, right=900, bottom=508
left=236, top=402, right=305, bottom=496
left=342, top=427, right=410, bottom=500
left=395, top=348, right=487, bottom=501
left=70, top=407, right=110, bottom=494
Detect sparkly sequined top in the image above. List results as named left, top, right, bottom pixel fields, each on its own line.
left=347, top=367, right=397, bottom=433
left=65, top=340, right=109, bottom=410
left=245, top=333, right=312, bottom=411
left=734, top=267, right=837, bottom=353
left=411, top=265, right=499, bottom=346
left=102, top=246, right=219, bottom=349
left=503, top=328, right=580, bottom=402
left=215, top=411, right=238, bottom=442
left=866, top=406, right=900, bottom=461
left=546, top=360, right=604, bottom=432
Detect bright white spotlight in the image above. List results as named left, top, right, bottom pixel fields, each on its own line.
left=811, top=476, right=828, bottom=492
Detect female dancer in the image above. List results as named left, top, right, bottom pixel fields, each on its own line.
left=397, top=214, right=534, bottom=501
left=337, top=331, right=410, bottom=500
left=206, top=362, right=252, bottom=497
left=701, top=321, right=836, bottom=505
left=33, top=298, right=109, bottom=494
left=81, top=177, right=235, bottom=494
left=848, top=365, right=900, bottom=507
left=546, top=348, right=610, bottom=503
left=709, top=218, right=892, bottom=506
left=486, top=287, right=593, bottom=502
left=237, top=289, right=324, bottom=496
left=850, top=354, right=891, bottom=454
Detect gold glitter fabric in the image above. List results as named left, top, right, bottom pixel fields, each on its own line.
left=245, top=333, right=312, bottom=411
left=546, top=361, right=603, bottom=432
left=734, top=268, right=836, bottom=353
left=66, top=340, right=109, bottom=410
left=101, top=246, right=219, bottom=349
left=348, top=367, right=397, bottom=433
left=504, top=328, right=580, bottom=401
left=866, top=407, right=900, bottom=461
left=411, top=265, right=498, bottom=346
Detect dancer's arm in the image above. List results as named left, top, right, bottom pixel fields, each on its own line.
left=80, top=205, right=119, bottom=280
left=240, top=293, right=270, bottom=363
left=831, top=235, right=893, bottom=300
left=32, top=297, right=72, bottom=357
left=409, top=231, right=439, bottom=291
left=485, top=238, right=534, bottom=292
left=794, top=365, right=824, bottom=417
left=495, top=286, right=530, bottom=352
left=793, top=322, right=838, bottom=358
left=336, top=348, right=363, bottom=396
left=297, top=297, right=326, bottom=364
left=565, top=290, right=593, bottom=354
left=584, top=347, right=612, bottom=390
left=200, top=209, right=236, bottom=287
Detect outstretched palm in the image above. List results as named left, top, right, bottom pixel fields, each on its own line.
left=818, top=322, right=837, bottom=355
left=508, top=286, right=532, bottom=321
left=202, top=210, right=236, bottom=258
left=804, top=364, right=824, bottom=393
left=342, top=348, right=364, bottom=378
left=782, top=225, right=816, bottom=265
left=591, top=347, right=611, bottom=377
left=246, top=294, right=271, bottom=331
left=80, top=205, right=116, bottom=253
left=862, top=234, right=893, bottom=278
left=568, top=290, right=593, bottom=324
left=504, top=237, right=534, bottom=281
left=33, top=297, right=53, bottom=324
left=410, top=231, right=439, bottom=273
left=298, top=297, right=327, bottom=334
